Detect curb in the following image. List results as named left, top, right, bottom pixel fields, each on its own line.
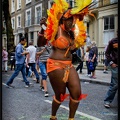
left=80, top=78, right=110, bottom=86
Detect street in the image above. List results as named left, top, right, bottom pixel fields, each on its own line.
left=2, top=70, right=118, bottom=120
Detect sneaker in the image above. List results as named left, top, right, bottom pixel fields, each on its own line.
left=25, top=83, right=33, bottom=88
left=5, top=83, right=15, bottom=88
left=88, top=74, right=91, bottom=77
left=36, top=79, right=39, bottom=83
left=103, top=71, right=108, bottom=74
left=29, top=82, right=34, bottom=86
left=104, top=103, right=110, bottom=108
left=40, top=86, right=45, bottom=92
left=80, top=71, right=82, bottom=74
left=44, top=91, right=49, bottom=97
left=90, top=76, right=96, bottom=79
left=25, top=85, right=30, bottom=88
left=92, top=76, right=96, bottom=79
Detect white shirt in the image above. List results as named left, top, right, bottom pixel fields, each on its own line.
left=26, top=45, right=36, bottom=63
left=84, top=52, right=89, bottom=61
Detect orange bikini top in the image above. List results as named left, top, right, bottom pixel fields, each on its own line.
left=52, top=36, right=69, bottom=49
left=52, top=24, right=71, bottom=50
left=52, top=25, right=75, bottom=57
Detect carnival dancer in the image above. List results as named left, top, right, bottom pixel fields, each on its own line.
left=44, top=0, right=94, bottom=119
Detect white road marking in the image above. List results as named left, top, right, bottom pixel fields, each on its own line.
left=44, top=100, right=102, bottom=120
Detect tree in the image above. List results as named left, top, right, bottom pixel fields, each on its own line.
left=2, top=0, right=15, bottom=58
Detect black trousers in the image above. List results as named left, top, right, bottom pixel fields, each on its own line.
left=10, top=60, right=16, bottom=70
left=76, top=61, right=83, bottom=73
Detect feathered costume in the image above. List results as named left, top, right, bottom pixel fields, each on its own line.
left=44, top=0, right=94, bottom=48
left=45, top=1, right=96, bottom=119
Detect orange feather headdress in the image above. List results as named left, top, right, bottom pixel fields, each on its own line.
left=44, top=0, right=95, bottom=48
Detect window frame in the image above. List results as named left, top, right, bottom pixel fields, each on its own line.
left=11, top=0, right=15, bottom=13
left=26, top=0, right=31, bottom=5
left=11, top=17, right=15, bottom=29
left=17, top=14, right=21, bottom=28
left=25, top=8, right=31, bottom=27
left=104, top=15, right=114, bottom=31
left=35, top=4, right=42, bottom=24
left=17, top=0, right=21, bottom=10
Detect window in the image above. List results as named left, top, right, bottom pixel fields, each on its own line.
left=17, top=0, right=21, bottom=10
left=103, top=16, right=115, bottom=45
left=26, top=8, right=31, bottom=27
left=30, top=32, right=34, bottom=41
left=17, top=15, right=21, bottom=28
left=110, top=0, right=118, bottom=4
left=48, top=0, right=53, bottom=9
left=11, top=0, right=15, bottom=13
left=104, top=16, right=114, bottom=30
left=11, top=17, right=15, bottom=29
left=26, top=0, right=31, bottom=5
left=35, top=4, right=42, bottom=24
left=66, top=0, right=74, bottom=7
left=90, top=0, right=98, bottom=8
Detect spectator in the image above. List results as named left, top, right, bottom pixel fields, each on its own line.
left=104, top=31, right=118, bottom=108
left=86, top=34, right=91, bottom=46
left=26, top=41, right=40, bottom=83
left=88, top=41, right=98, bottom=79
left=84, top=46, right=91, bottom=76
left=2, top=47, right=8, bottom=72
left=10, top=51, right=16, bottom=70
left=37, top=17, right=51, bottom=97
left=76, top=47, right=84, bottom=73
left=103, top=45, right=108, bottom=74
left=36, top=44, right=51, bottom=97
left=5, top=36, right=32, bottom=88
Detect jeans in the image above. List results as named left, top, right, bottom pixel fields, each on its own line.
left=86, top=61, right=91, bottom=75
left=104, top=66, right=118, bottom=103
left=7, top=64, right=30, bottom=85
left=26, top=63, right=40, bottom=80
left=39, top=62, right=47, bottom=80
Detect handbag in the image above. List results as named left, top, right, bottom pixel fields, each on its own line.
left=88, top=61, right=94, bottom=71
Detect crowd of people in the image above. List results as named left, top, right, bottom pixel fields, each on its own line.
left=2, top=0, right=118, bottom=119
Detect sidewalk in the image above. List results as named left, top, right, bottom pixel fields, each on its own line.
left=7, top=65, right=111, bottom=86
left=77, top=68, right=111, bottom=86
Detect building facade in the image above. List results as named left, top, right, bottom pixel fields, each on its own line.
left=2, top=0, right=118, bottom=52
left=87, top=0, right=118, bottom=51
left=6, top=0, right=75, bottom=47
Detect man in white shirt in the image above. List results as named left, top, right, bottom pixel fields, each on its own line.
left=26, top=41, right=40, bottom=83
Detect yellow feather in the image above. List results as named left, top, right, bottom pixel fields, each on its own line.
left=71, top=0, right=92, bottom=14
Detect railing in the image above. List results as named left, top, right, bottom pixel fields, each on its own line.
left=97, top=51, right=105, bottom=64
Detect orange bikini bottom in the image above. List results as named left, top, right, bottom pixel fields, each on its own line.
left=47, top=58, right=73, bottom=83
left=47, top=58, right=88, bottom=101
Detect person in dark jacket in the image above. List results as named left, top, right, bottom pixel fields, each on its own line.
left=88, top=41, right=98, bottom=78
left=10, top=52, right=16, bottom=70
left=76, top=47, right=84, bottom=73
left=104, top=31, right=118, bottom=108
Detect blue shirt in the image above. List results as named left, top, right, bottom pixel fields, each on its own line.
left=15, top=43, right=25, bottom=64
